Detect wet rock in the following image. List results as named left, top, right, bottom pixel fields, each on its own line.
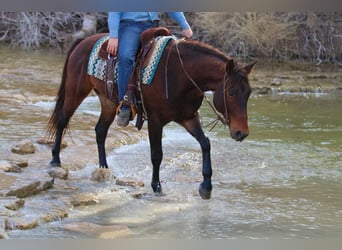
left=62, top=222, right=130, bottom=239
left=39, top=209, right=68, bottom=224
left=4, top=198, right=25, bottom=211
left=0, top=205, right=13, bottom=217
left=0, top=159, right=24, bottom=173
left=5, top=217, right=38, bottom=230
left=0, top=197, right=17, bottom=218
left=70, top=193, right=98, bottom=207
left=36, top=137, right=68, bottom=149
left=5, top=165, right=23, bottom=173
left=0, top=219, right=8, bottom=239
left=11, top=139, right=35, bottom=155
left=115, top=178, right=145, bottom=188
left=0, top=160, right=12, bottom=172
left=90, top=168, right=113, bottom=182
left=131, top=191, right=147, bottom=199
left=48, top=167, right=69, bottom=180
left=8, top=159, right=28, bottom=168
left=4, top=202, right=68, bottom=230
left=3, top=181, right=40, bottom=198
left=1, top=177, right=54, bottom=198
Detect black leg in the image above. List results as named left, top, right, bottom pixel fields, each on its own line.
left=180, top=113, right=212, bottom=199
left=50, top=117, right=69, bottom=168
left=95, top=99, right=116, bottom=168
left=148, top=119, right=163, bottom=194
left=95, top=116, right=114, bottom=168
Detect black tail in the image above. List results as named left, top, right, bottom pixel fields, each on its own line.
left=47, top=38, right=84, bottom=139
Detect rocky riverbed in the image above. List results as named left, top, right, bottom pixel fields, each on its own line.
left=0, top=125, right=149, bottom=239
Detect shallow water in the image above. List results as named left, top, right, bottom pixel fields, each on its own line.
left=0, top=45, right=341, bottom=238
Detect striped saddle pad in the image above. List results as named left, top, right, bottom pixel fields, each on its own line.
left=87, top=35, right=175, bottom=85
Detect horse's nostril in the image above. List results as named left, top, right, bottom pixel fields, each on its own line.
left=236, top=131, right=242, bottom=140
left=235, top=131, right=248, bottom=141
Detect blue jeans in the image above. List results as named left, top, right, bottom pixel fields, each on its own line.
left=118, top=21, right=154, bottom=107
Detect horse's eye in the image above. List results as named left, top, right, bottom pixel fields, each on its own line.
left=228, top=88, right=235, bottom=97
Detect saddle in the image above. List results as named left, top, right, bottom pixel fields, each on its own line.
left=97, top=27, right=172, bottom=130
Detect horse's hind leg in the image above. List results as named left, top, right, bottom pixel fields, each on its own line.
left=50, top=79, right=92, bottom=168
left=95, top=95, right=117, bottom=168
left=50, top=116, right=70, bottom=167
left=179, top=113, right=212, bottom=199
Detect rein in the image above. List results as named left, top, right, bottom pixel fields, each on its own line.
left=172, top=40, right=231, bottom=129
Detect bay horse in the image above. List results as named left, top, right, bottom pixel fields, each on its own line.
left=48, top=30, right=256, bottom=199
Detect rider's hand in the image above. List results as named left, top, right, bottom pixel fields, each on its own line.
left=182, top=28, right=193, bottom=39
left=106, top=37, right=119, bottom=56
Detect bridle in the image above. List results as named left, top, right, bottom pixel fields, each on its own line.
left=170, top=40, right=235, bottom=130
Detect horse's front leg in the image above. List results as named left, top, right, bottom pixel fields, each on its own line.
left=180, top=113, right=212, bottom=199
left=148, top=119, right=164, bottom=194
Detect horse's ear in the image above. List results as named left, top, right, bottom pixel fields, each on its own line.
left=244, top=61, right=257, bottom=75
left=226, top=59, right=235, bottom=75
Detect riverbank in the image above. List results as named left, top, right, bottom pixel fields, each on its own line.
left=250, top=60, right=342, bottom=95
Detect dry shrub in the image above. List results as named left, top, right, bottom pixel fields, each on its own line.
left=0, top=12, right=83, bottom=48
left=296, top=12, right=342, bottom=64
left=193, top=12, right=342, bottom=64
left=1, top=12, right=341, bottom=64
left=194, top=12, right=298, bottom=59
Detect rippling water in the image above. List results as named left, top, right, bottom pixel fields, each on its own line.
left=1, top=45, right=341, bottom=238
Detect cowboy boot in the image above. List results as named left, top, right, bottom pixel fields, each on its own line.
left=116, top=85, right=137, bottom=127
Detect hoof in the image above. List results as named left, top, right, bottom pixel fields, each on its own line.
left=154, top=191, right=165, bottom=197
left=48, top=161, right=61, bottom=168
left=199, top=183, right=211, bottom=200
left=91, top=168, right=113, bottom=182
left=151, top=182, right=162, bottom=194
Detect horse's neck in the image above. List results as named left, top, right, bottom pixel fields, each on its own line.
left=179, top=41, right=227, bottom=91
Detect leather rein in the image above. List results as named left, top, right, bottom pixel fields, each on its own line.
left=168, top=39, right=233, bottom=129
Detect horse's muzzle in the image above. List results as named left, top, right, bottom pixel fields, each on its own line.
left=233, top=130, right=248, bottom=142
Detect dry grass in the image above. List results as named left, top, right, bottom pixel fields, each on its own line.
left=192, top=12, right=342, bottom=64
left=193, top=13, right=298, bottom=58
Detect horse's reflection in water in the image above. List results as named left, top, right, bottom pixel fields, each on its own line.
left=48, top=28, right=256, bottom=199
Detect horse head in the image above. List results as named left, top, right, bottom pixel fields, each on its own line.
left=213, top=59, right=256, bottom=141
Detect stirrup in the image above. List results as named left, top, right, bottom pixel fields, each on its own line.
left=116, top=99, right=137, bottom=120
